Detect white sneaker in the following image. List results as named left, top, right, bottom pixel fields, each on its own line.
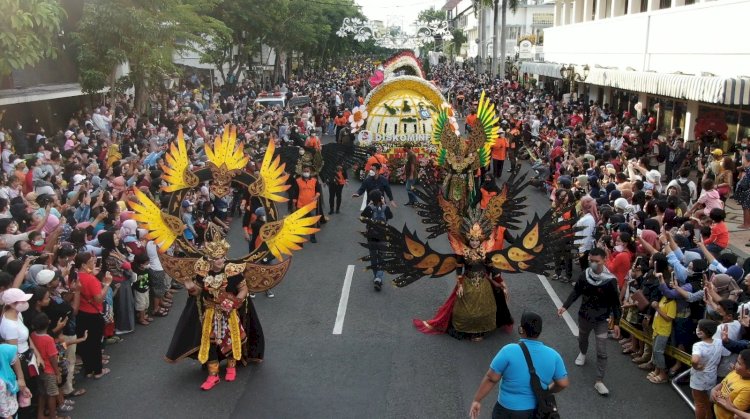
left=265, top=290, right=275, bottom=298
left=575, top=352, right=586, bottom=366
left=594, top=382, right=609, bottom=396
left=249, top=293, right=256, bottom=299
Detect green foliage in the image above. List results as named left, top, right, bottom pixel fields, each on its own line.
left=74, top=0, right=228, bottom=108
left=417, top=6, right=446, bottom=22
left=0, top=0, right=66, bottom=77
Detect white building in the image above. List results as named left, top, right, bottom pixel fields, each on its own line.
left=523, top=0, right=750, bottom=141
left=444, top=0, right=555, bottom=62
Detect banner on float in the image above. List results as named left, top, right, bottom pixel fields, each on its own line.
left=357, top=130, right=432, bottom=146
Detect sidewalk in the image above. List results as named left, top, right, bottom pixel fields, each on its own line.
left=723, top=198, right=750, bottom=260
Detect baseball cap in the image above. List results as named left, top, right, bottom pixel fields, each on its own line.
left=1, top=288, right=32, bottom=305
left=35, top=269, right=56, bottom=286
left=711, top=148, right=723, bottom=157
left=73, top=174, right=87, bottom=186
left=181, top=200, right=192, bottom=208
left=12, top=159, right=25, bottom=167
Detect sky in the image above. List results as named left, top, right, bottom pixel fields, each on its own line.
left=354, top=0, right=446, bottom=31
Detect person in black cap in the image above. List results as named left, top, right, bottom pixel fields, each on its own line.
left=469, top=311, right=569, bottom=418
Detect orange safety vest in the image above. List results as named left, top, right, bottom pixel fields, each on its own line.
left=305, top=136, right=321, bottom=151
left=335, top=170, right=346, bottom=186
left=491, top=137, right=508, bottom=160
left=296, top=177, right=318, bottom=208
left=365, top=154, right=388, bottom=174
left=466, top=114, right=477, bottom=127
left=479, top=188, right=498, bottom=210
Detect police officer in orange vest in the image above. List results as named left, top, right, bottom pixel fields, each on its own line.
left=291, top=165, right=322, bottom=243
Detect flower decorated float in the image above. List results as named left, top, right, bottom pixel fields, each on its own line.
left=354, top=51, right=448, bottom=183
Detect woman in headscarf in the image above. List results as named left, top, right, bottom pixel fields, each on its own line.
left=99, top=231, right=135, bottom=335
left=0, top=342, right=27, bottom=418
left=119, top=220, right=145, bottom=258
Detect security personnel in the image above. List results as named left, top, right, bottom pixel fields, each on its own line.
left=291, top=165, right=322, bottom=243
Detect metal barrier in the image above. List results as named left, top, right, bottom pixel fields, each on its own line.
left=619, top=319, right=695, bottom=411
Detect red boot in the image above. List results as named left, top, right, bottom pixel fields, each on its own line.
left=225, top=367, right=236, bottom=382
left=200, top=375, right=220, bottom=390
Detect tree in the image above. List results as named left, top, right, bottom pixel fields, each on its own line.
left=476, top=0, right=518, bottom=78
left=417, top=6, right=447, bottom=22
left=74, top=0, right=228, bottom=113
left=447, top=28, right=467, bottom=60
left=0, top=0, right=66, bottom=77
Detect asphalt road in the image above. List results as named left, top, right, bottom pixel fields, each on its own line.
left=71, top=149, right=694, bottom=419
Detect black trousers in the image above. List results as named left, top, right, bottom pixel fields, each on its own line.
left=329, top=183, right=343, bottom=212
left=493, top=159, right=505, bottom=178
left=492, top=402, right=535, bottom=419
left=76, top=311, right=104, bottom=375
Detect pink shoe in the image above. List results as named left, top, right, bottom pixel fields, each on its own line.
left=225, top=367, right=236, bottom=382
left=200, top=375, right=220, bottom=391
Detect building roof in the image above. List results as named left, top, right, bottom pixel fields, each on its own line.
left=442, top=0, right=462, bottom=11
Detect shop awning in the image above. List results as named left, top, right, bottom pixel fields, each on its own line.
left=584, top=68, right=729, bottom=104
left=523, top=62, right=750, bottom=105
left=520, top=61, right=562, bottom=78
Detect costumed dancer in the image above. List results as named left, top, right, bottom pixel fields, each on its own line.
left=359, top=91, right=579, bottom=342
left=415, top=212, right=513, bottom=341
left=165, top=231, right=265, bottom=391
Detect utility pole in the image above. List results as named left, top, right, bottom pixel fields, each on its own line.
left=478, top=4, right=485, bottom=73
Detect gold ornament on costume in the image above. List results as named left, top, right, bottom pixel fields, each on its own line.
left=205, top=125, right=248, bottom=197
left=260, top=201, right=320, bottom=261
left=129, top=188, right=184, bottom=252
left=203, top=239, right=230, bottom=260
left=248, top=139, right=290, bottom=203
left=161, top=127, right=199, bottom=193
left=466, top=223, right=485, bottom=241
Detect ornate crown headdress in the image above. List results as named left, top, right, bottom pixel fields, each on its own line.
left=202, top=223, right=230, bottom=259
left=461, top=208, right=492, bottom=242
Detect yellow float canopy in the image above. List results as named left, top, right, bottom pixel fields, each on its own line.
left=363, top=76, right=445, bottom=138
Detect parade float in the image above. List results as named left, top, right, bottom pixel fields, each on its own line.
left=353, top=51, right=449, bottom=183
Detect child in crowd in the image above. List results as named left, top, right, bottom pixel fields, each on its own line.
left=30, top=313, right=63, bottom=419
left=132, top=254, right=151, bottom=326
left=690, top=319, right=722, bottom=419
left=648, top=274, right=677, bottom=384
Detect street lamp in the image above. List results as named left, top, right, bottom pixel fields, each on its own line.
left=559, top=64, right=589, bottom=95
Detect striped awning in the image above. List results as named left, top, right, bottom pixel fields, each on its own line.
left=520, top=61, right=562, bottom=78
left=522, top=63, right=750, bottom=106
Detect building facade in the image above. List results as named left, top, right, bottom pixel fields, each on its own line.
left=522, top=0, right=750, bottom=142
left=444, top=0, right=555, bottom=64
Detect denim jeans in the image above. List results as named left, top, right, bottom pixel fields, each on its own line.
left=405, top=178, right=418, bottom=204
left=652, top=334, right=669, bottom=369
left=578, top=315, right=609, bottom=380
left=369, top=240, right=386, bottom=281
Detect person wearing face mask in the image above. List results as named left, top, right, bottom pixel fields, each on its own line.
left=689, top=319, right=722, bottom=419
left=290, top=165, right=321, bottom=243
left=558, top=248, right=622, bottom=396
left=0, top=288, right=41, bottom=416
left=352, top=163, right=395, bottom=208
left=604, top=231, right=636, bottom=291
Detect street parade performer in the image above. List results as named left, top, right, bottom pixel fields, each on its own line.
left=360, top=91, right=579, bottom=341
left=129, top=126, right=320, bottom=389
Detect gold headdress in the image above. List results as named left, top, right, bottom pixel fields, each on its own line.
left=466, top=223, right=486, bottom=241
left=202, top=223, right=230, bottom=259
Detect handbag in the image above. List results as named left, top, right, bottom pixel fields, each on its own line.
left=630, top=290, right=650, bottom=312
left=519, top=342, right=560, bottom=419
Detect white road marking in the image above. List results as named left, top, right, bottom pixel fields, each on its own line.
left=537, top=274, right=579, bottom=337
left=359, top=191, right=368, bottom=211
left=333, top=265, right=355, bottom=335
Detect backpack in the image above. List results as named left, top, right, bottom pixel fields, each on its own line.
left=677, top=179, right=692, bottom=204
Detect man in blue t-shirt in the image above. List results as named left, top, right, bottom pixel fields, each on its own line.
left=469, top=312, right=569, bottom=419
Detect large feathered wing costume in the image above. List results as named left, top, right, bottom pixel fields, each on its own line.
left=360, top=206, right=578, bottom=287
left=129, top=128, right=320, bottom=293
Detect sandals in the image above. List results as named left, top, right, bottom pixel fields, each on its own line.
left=64, top=388, right=86, bottom=397
left=648, top=374, right=668, bottom=384
left=137, top=320, right=150, bottom=326
left=58, top=403, right=74, bottom=412
left=153, top=308, right=169, bottom=317
left=86, top=368, right=111, bottom=379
